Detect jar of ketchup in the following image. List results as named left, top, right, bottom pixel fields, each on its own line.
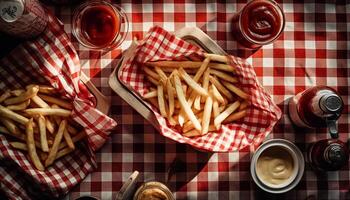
left=231, top=0, right=285, bottom=49
left=72, top=1, right=128, bottom=50
left=288, top=86, right=344, bottom=138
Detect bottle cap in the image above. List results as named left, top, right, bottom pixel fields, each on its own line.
left=326, top=144, right=348, bottom=170
left=0, top=0, right=24, bottom=22
left=320, top=94, right=343, bottom=115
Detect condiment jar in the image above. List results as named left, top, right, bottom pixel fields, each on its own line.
left=307, top=139, right=349, bottom=171
left=133, top=181, right=174, bottom=200
left=0, top=0, right=47, bottom=38
left=288, top=86, right=343, bottom=138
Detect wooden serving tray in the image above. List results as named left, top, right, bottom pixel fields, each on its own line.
left=108, top=27, right=226, bottom=129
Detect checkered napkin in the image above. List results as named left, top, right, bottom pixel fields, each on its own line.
left=0, top=13, right=117, bottom=200
left=119, top=26, right=282, bottom=152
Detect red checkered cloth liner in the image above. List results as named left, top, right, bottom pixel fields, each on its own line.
left=119, top=26, right=282, bottom=152
left=0, top=13, right=117, bottom=200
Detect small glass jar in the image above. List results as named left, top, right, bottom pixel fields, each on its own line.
left=72, top=0, right=128, bottom=51
left=133, top=181, right=174, bottom=200
left=231, top=0, right=285, bottom=49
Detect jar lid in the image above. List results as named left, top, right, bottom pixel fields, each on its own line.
left=0, top=0, right=24, bottom=22
left=326, top=144, right=349, bottom=170
left=320, top=94, right=343, bottom=115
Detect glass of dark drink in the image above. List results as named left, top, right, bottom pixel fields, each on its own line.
left=231, top=0, right=285, bottom=49
left=72, top=0, right=128, bottom=50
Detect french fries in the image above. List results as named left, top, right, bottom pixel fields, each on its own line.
left=4, top=85, right=39, bottom=105
left=25, top=108, right=71, bottom=117
left=38, top=115, right=49, bottom=152
left=38, top=94, right=73, bottom=110
left=174, top=71, right=201, bottom=131
left=142, top=53, right=250, bottom=137
left=0, top=84, right=85, bottom=170
left=26, top=118, right=45, bottom=171
left=0, top=105, right=29, bottom=125
left=214, top=101, right=240, bottom=130
left=179, top=68, right=208, bottom=97
left=157, top=84, right=167, bottom=117
left=45, top=120, right=66, bottom=167
left=6, top=100, right=30, bottom=111
left=0, top=90, right=11, bottom=103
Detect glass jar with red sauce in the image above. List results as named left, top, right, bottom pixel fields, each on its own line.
left=231, top=0, right=285, bottom=49
left=72, top=1, right=128, bottom=50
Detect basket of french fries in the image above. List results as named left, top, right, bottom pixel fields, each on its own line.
left=118, top=26, right=282, bottom=152
left=0, top=15, right=117, bottom=199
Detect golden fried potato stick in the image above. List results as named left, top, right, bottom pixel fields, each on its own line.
left=146, top=75, right=159, bottom=86
left=212, top=100, right=220, bottom=119
left=31, top=95, right=50, bottom=108
left=204, top=53, right=230, bottom=64
left=178, top=68, right=208, bottom=97
left=6, top=100, right=30, bottom=111
left=193, top=96, right=201, bottom=110
left=143, top=90, right=157, bottom=99
left=38, top=85, right=56, bottom=95
left=38, top=115, right=49, bottom=152
left=221, top=81, right=249, bottom=100
left=210, top=69, right=238, bottom=83
left=201, top=96, right=213, bottom=135
left=10, top=142, right=28, bottom=151
left=0, top=125, right=26, bottom=141
left=210, top=84, right=225, bottom=104
left=58, top=130, right=86, bottom=150
left=63, top=129, right=75, bottom=150
left=166, top=79, right=175, bottom=117
left=154, top=67, right=168, bottom=83
left=173, top=71, right=201, bottom=131
left=161, top=67, right=198, bottom=74
left=45, top=120, right=67, bottom=167
left=209, top=75, right=234, bottom=100
left=45, top=117, right=55, bottom=134
left=143, top=67, right=160, bottom=80
left=0, top=105, right=29, bottom=125
left=26, top=118, right=45, bottom=171
left=183, top=129, right=201, bottom=138
left=214, top=101, right=240, bottom=130
left=10, top=89, right=25, bottom=97
left=4, top=85, right=39, bottom=105
left=167, top=115, right=177, bottom=126
left=223, top=109, right=247, bottom=124
left=0, top=117, right=21, bottom=135
left=0, top=90, right=11, bottom=103
left=38, top=94, right=73, bottom=110
left=55, top=147, right=74, bottom=160
left=146, top=61, right=235, bottom=72
left=239, top=101, right=249, bottom=111
left=157, top=84, right=167, bottom=117
left=25, top=108, right=71, bottom=117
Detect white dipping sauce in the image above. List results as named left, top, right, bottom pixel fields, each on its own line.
left=256, top=146, right=294, bottom=186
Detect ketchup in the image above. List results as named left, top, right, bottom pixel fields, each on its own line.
left=80, top=5, right=120, bottom=47
left=232, top=0, right=285, bottom=49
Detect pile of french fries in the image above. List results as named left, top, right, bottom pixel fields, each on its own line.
left=0, top=85, right=86, bottom=171
left=142, top=53, right=249, bottom=138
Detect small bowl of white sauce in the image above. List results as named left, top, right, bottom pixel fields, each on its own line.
left=250, top=139, right=305, bottom=193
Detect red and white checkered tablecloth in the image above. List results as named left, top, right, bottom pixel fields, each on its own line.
left=47, top=1, right=349, bottom=200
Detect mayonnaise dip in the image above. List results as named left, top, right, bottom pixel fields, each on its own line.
left=256, top=146, right=294, bottom=186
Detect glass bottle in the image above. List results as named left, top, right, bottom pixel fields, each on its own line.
left=308, top=139, right=349, bottom=171
left=0, top=0, right=47, bottom=38
left=288, top=86, right=343, bottom=138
